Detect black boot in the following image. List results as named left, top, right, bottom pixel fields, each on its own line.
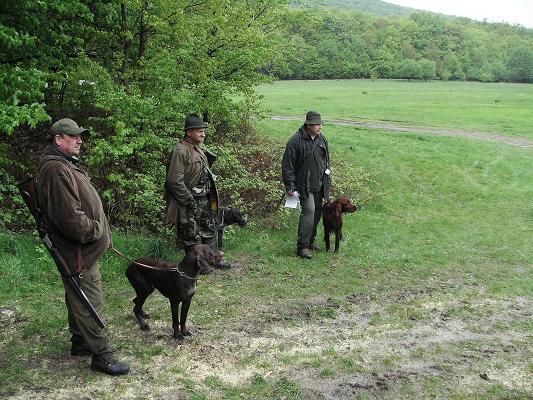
left=91, top=354, right=129, bottom=375
left=215, top=260, right=232, bottom=270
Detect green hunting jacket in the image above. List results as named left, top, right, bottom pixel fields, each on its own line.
left=281, top=125, right=331, bottom=199
left=36, top=145, right=111, bottom=272
left=165, top=139, right=210, bottom=225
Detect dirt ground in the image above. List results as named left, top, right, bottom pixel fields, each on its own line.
left=271, top=115, right=533, bottom=149
left=3, top=282, right=531, bottom=399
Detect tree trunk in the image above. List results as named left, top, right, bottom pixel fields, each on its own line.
left=121, top=2, right=131, bottom=93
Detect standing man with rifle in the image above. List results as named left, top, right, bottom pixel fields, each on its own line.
left=165, top=113, right=231, bottom=270
left=36, top=118, right=129, bottom=375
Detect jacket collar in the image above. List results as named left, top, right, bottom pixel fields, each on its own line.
left=300, top=125, right=319, bottom=141
left=44, top=144, right=81, bottom=167
left=182, top=138, right=202, bottom=150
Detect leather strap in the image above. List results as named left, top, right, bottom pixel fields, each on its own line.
left=111, top=246, right=197, bottom=280
left=76, top=245, right=83, bottom=274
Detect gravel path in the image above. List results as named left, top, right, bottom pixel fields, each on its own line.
left=271, top=115, right=533, bottom=149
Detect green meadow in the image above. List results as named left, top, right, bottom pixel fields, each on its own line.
left=256, top=79, right=533, bottom=138
left=1, top=80, right=532, bottom=399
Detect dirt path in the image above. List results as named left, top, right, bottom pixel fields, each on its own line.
left=271, top=115, right=533, bottom=149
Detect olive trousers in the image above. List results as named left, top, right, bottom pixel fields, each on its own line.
left=297, top=190, right=324, bottom=250
left=63, top=262, right=112, bottom=357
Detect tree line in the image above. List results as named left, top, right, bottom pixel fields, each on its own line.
left=1, top=1, right=532, bottom=232
left=266, top=8, right=533, bottom=83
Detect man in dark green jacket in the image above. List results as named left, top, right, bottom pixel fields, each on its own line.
left=37, top=118, right=129, bottom=375
left=282, top=111, right=331, bottom=259
left=165, top=113, right=230, bottom=269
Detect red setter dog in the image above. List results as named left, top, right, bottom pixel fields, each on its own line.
left=322, top=196, right=358, bottom=252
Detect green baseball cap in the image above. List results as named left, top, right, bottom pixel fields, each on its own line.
left=50, top=118, right=89, bottom=136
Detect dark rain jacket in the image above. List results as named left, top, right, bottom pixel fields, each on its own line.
left=282, top=125, right=331, bottom=199
left=36, top=145, right=111, bottom=272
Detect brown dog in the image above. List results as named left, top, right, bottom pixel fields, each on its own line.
left=125, top=244, right=223, bottom=339
left=322, top=196, right=358, bottom=252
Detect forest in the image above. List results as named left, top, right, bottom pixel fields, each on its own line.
left=267, top=7, right=533, bottom=82
left=1, top=0, right=532, bottom=231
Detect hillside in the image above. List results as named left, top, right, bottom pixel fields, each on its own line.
left=298, top=0, right=416, bottom=17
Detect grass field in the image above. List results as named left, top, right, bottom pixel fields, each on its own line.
left=1, top=80, right=532, bottom=399
left=256, top=79, right=533, bottom=139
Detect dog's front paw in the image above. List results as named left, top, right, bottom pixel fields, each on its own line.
left=173, top=332, right=184, bottom=341
left=140, top=323, right=151, bottom=331
left=181, top=329, right=192, bottom=337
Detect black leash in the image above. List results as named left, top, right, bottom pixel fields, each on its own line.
left=111, top=246, right=196, bottom=280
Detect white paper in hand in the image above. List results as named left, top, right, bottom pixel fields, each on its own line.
left=284, top=191, right=300, bottom=208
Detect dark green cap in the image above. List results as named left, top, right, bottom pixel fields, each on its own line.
left=304, top=111, right=324, bottom=125
left=183, top=113, right=208, bottom=131
left=50, top=118, right=89, bottom=136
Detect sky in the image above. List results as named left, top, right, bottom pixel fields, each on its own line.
left=385, top=0, right=533, bottom=28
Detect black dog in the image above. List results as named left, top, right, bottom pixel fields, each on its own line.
left=125, top=244, right=223, bottom=339
left=322, top=196, right=358, bottom=252
left=216, top=207, right=247, bottom=250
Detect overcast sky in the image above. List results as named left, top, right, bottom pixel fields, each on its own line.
left=385, top=0, right=533, bottom=28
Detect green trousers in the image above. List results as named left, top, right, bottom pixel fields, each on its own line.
left=63, top=262, right=112, bottom=357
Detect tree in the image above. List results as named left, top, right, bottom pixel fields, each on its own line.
left=1, top=0, right=290, bottom=230
left=397, top=58, right=422, bottom=81
left=419, top=59, right=436, bottom=80
left=507, top=46, right=533, bottom=83
left=0, top=0, right=94, bottom=134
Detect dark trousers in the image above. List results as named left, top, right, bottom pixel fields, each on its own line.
left=63, top=262, right=112, bottom=357
left=297, top=190, right=323, bottom=249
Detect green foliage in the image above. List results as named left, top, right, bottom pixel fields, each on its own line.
left=268, top=7, right=533, bottom=82
left=0, top=145, right=29, bottom=229
left=507, top=46, right=533, bottom=82
left=1, top=0, right=290, bottom=231
left=396, top=58, right=423, bottom=80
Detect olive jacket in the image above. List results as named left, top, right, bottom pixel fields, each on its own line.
left=165, top=139, right=210, bottom=225
left=36, top=145, right=111, bottom=272
left=281, top=125, right=331, bottom=199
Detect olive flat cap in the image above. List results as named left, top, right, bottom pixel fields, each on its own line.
left=50, top=118, right=89, bottom=136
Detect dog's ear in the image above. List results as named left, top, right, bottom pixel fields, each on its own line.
left=335, top=201, right=343, bottom=216
left=194, top=245, right=212, bottom=271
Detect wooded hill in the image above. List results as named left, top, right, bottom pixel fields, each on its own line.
left=299, top=0, right=415, bottom=17
left=269, top=2, right=533, bottom=82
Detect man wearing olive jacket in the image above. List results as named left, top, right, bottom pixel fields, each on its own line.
left=282, top=111, right=331, bottom=259
left=37, top=118, right=128, bottom=375
left=165, top=113, right=230, bottom=269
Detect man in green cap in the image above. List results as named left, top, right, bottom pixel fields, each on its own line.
left=165, top=113, right=231, bottom=269
left=282, top=111, right=331, bottom=259
left=37, top=118, right=129, bottom=375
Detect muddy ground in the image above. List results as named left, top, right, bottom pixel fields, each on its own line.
left=2, top=275, right=531, bottom=399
